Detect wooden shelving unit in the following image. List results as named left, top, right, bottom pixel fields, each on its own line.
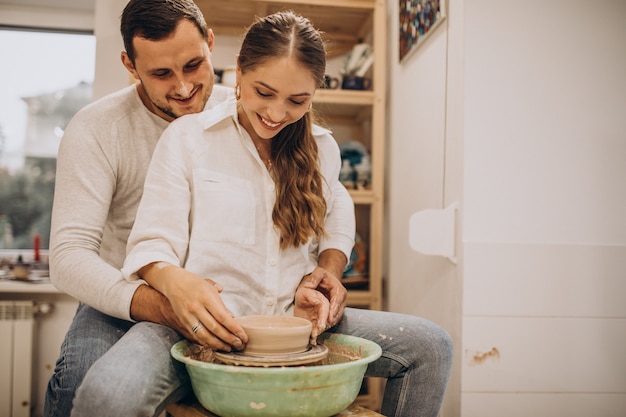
left=195, top=0, right=386, bottom=410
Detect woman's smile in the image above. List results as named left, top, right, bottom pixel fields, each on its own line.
left=258, top=114, right=283, bottom=129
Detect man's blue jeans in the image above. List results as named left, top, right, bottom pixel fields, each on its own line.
left=44, top=304, right=452, bottom=417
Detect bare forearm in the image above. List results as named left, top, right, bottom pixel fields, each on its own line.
left=318, top=248, right=348, bottom=279
left=129, top=284, right=174, bottom=324
left=129, top=262, right=186, bottom=328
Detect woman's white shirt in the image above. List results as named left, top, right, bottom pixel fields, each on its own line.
left=122, top=98, right=353, bottom=317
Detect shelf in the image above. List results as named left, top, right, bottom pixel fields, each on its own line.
left=342, top=275, right=369, bottom=288
left=345, top=289, right=373, bottom=307
left=313, top=90, right=375, bottom=123
left=314, top=89, right=375, bottom=105
left=195, top=0, right=376, bottom=57
left=349, top=190, right=377, bottom=204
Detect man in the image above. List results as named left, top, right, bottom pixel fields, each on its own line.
left=44, top=1, right=356, bottom=415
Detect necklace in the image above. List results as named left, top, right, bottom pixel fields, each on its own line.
left=255, top=144, right=272, bottom=170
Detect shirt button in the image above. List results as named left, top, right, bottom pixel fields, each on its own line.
left=269, top=258, right=277, bottom=266
left=269, top=185, right=275, bottom=192
left=265, top=297, right=275, bottom=306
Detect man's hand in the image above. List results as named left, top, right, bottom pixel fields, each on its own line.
left=295, top=264, right=347, bottom=338
left=295, top=282, right=331, bottom=339
left=316, top=248, right=349, bottom=324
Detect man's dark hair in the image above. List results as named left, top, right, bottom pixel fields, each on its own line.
left=121, top=0, right=209, bottom=64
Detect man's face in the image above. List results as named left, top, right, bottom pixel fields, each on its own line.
left=122, top=19, right=215, bottom=121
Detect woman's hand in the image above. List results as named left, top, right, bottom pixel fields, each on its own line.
left=138, top=262, right=248, bottom=351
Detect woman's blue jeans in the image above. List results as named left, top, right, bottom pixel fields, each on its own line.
left=44, top=304, right=452, bottom=417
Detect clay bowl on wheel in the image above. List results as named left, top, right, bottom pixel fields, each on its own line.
left=171, top=333, right=382, bottom=417
left=235, top=315, right=312, bottom=356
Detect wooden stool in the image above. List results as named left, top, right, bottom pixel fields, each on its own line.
left=166, top=397, right=385, bottom=417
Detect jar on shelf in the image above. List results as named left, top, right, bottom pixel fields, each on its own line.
left=339, top=159, right=355, bottom=189
left=354, top=155, right=371, bottom=190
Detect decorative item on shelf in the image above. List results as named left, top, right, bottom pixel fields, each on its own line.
left=34, top=234, right=40, bottom=262
left=322, top=74, right=339, bottom=89
left=354, top=155, right=371, bottom=190
left=339, top=159, right=356, bottom=189
left=339, top=140, right=371, bottom=190
left=343, top=233, right=367, bottom=281
left=341, top=76, right=372, bottom=91
left=340, top=41, right=374, bottom=91
left=11, top=255, right=31, bottom=279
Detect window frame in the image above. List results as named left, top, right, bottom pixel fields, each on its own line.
left=0, top=24, right=95, bottom=259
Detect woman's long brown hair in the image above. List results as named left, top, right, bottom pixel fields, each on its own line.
left=238, top=11, right=328, bottom=249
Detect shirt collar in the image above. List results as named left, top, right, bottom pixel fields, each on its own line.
left=200, top=97, right=237, bottom=129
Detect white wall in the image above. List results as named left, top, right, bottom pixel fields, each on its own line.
left=461, top=1, right=626, bottom=415
left=0, top=4, right=92, bottom=30
left=386, top=0, right=463, bottom=415
left=387, top=0, right=626, bottom=416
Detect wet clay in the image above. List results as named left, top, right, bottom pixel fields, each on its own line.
left=186, top=339, right=364, bottom=368
left=236, top=315, right=311, bottom=356
left=213, top=344, right=328, bottom=367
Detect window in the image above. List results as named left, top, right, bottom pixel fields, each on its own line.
left=0, top=28, right=95, bottom=250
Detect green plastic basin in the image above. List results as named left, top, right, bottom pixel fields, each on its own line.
left=170, top=333, right=382, bottom=417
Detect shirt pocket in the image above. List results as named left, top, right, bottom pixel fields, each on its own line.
left=191, top=169, right=255, bottom=245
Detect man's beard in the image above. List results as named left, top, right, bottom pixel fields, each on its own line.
left=144, top=82, right=210, bottom=120
left=156, top=103, right=179, bottom=120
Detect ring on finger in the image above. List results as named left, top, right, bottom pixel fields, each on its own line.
left=191, top=322, right=203, bottom=333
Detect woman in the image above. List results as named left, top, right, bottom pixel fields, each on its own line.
left=123, top=11, right=452, bottom=417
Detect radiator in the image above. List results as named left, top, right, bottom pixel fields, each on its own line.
left=0, top=301, right=35, bottom=417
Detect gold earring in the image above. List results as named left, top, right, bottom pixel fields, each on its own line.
left=235, top=84, right=241, bottom=100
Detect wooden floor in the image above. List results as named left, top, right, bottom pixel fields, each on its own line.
left=166, top=398, right=385, bottom=417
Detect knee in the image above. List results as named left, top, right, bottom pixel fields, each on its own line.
left=71, top=368, right=117, bottom=416
left=432, top=325, right=454, bottom=366
left=408, top=318, right=454, bottom=369
left=71, top=362, right=154, bottom=417
left=422, top=325, right=453, bottom=388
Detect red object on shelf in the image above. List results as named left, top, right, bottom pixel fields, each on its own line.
left=34, top=234, right=40, bottom=262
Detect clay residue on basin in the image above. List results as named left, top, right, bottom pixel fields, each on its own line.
left=318, top=340, right=364, bottom=365
left=186, top=344, right=216, bottom=363
left=186, top=339, right=364, bottom=367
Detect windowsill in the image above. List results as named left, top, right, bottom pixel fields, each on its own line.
left=0, top=279, right=60, bottom=294
left=0, top=249, right=49, bottom=264
left=1, top=249, right=51, bottom=293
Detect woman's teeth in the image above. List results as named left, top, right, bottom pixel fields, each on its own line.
left=261, top=116, right=280, bottom=128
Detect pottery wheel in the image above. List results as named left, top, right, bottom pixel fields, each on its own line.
left=214, top=344, right=328, bottom=367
